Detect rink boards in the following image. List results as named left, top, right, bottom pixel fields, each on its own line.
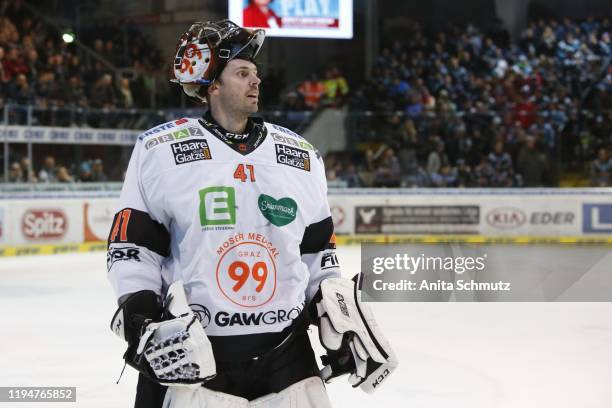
left=2, top=236, right=612, bottom=257
left=1, top=188, right=611, bottom=256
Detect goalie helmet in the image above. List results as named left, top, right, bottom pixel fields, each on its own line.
left=171, top=19, right=265, bottom=101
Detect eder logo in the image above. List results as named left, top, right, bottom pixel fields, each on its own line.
left=583, top=204, right=612, bottom=233
left=199, top=186, right=236, bottom=226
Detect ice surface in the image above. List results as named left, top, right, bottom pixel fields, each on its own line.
left=0, top=246, right=611, bottom=407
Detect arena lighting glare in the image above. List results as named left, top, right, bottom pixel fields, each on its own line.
left=62, top=31, right=75, bottom=43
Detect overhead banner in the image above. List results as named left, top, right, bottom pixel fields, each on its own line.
left=228, top=0, right=353, bottom=39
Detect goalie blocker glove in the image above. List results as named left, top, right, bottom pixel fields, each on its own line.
left=310, top=275, right=398, bottom=393
left=110, top=281, right=216, bottom=387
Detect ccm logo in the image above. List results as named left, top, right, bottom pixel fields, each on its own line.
left=336, top=292, right=349, bottom=317
left=372, top=368, right=390, bottom=388
left=22, top=210, right=67, bottom=240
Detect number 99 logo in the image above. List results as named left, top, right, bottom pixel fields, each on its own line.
left=216, top=241, right=277, bottom=307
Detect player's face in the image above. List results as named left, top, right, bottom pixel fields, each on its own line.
left=215, top=59, right=261, bottom=114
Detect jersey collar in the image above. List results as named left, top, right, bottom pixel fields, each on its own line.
left=199, top=111, right=267, bottom=155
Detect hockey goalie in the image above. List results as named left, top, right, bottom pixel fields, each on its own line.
left=107, top=19, right=398, bottom=408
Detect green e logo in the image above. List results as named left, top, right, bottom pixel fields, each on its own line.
left=199, top=186, right=236, bottom=226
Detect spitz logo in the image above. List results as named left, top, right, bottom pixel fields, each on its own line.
left=22, top=209, right=67, bottom=240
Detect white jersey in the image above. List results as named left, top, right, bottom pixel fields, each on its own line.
left=107, top=115, right=340, bottom=339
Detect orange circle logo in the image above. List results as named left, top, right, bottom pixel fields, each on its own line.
left=216, top=241, right=277, bottom=308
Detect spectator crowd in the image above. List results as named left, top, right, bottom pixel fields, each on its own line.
left=288, top=67, right=350, bottom=111
left=7, top=154, right=108, bottom=184
left=327, top=17, right=611, bottom=187
left=1, top=1, right=610, bottom=187
left=0, top=0, right=163, bottom=127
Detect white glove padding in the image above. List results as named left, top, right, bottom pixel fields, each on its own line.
left=136, top=280, right=216, bottom=387
left=314, top=276, right=398, bottom=393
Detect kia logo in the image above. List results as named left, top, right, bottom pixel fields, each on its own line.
left=486, top=208, right=526, bottom=229
left=22, top=209, right=68, bottom=240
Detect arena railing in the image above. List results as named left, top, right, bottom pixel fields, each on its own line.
left=1, top=104, right=314, bottom=132
left=0, top=104, right=315, bottom=183
left=1, top=104, right=608, bottom=186
left=0, top=182, right=123, bottom=198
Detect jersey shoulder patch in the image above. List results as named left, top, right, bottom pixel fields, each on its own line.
left=266, top=122, right=318, bottom=154
left=266, top=122, right=324, bottom=174
left=267, top=123, right=306, bottom=140
left=138, top=118, right=206, bottom=151
left=138, top=118, right=199, bottom=140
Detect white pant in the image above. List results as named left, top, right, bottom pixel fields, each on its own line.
left=162, top=376, right=333, bottom=408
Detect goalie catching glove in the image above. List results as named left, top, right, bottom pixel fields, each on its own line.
left=110, top=280, right=216, bottom=386
left=311, top=275, right=398, bottom=393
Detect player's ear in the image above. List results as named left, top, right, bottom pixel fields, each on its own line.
left=208, top=79, right=221, bottom=97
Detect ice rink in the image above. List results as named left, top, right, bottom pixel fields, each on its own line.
left=1, top=245, right=611, bottom=407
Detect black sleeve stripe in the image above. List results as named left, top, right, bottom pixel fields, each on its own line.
left=107, top=208, right=170, bottom=257
left=300, top=216, right=334, bottom=255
